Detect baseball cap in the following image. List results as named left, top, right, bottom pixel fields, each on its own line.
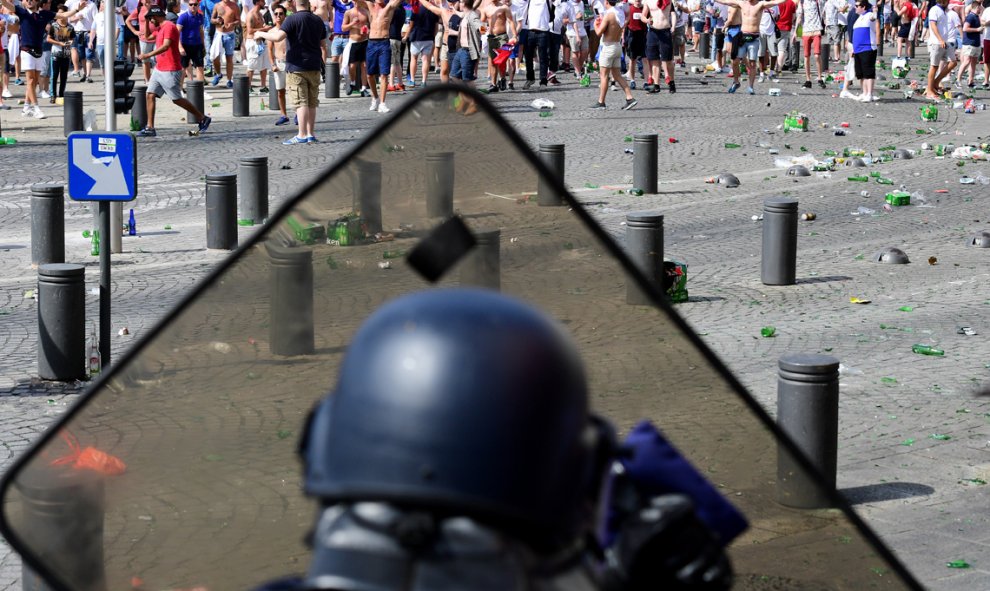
left=146, top=6, right=165, bottom=17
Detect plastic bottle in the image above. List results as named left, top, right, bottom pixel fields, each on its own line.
left=911, top=344, right=944, bottom=356
left=876, top=177, right=894, bottom=185
left=847, top=175, right=870, bottom=182
left=128, top=209, right=136, bottom=236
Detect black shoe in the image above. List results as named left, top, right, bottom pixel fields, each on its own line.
left=523, top=80, right=535, bottom=89
left=539, top=81, right=548, bottom=87
left=487, top=83, right=499, bottom=93
left=817, top=78, right=826, bottom=89
left=549, top=75, right=560, bottom=85
left=802, top=80, right=812, bottom=88
left=346, top=85, right=355, bottom=96
left=507, top=82, right=515, bottom=90
left=668, top=80, right=676, bottom=93
left=590, top=102, right=607, bottom=109
left=643, top=83, right=654, bottom=92
left=623, top=97, right=638, bottom=110
left=650, top=85, right=661, bottom=94
left=499, top=78, right=507, bottom=91
left=80, top=75, right=87, bottom=82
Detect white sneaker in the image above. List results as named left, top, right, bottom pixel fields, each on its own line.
left=377, top=102, right=390, bottom=113
left=758, top=73, right=766, bottom=83
left=21, top=104, right=32, bottom=116
left=839, top=89, right=856, bottom=99
left=39, top=90, right=50, bottom=99
left=1, top=88, right=11, bottom=98
left=33, top=106, right=46, bottom=119
left=369, top=98, right=379, bottom=111
left=204, top=92, right=214, bottom=100
left=857, top=93, right=871, bottom=102
left=870, top=94, right=880, bottom=102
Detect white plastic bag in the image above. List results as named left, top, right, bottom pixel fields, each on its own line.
left=530, top=98, right=555, bottom=110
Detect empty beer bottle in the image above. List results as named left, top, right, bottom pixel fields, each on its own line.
left=847, top=175, right=870, bottom=182
left=911, top=344, right=945, bottom=356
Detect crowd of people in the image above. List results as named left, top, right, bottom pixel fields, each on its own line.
left=0, top=0, right=988, bottom=133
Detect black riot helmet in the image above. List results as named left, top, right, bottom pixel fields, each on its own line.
left=303, top=288, right=609, bottom=551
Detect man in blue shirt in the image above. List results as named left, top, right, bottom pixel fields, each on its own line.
left=329, top=0, right=354, bottom=87
left=177, top=0, right=206, bottom=82
left=0, top=0, right=88, bottom=118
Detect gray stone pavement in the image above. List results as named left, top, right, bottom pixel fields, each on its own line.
left=1, top=46, right=990, bottom=589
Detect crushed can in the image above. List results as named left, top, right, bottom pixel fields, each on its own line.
left=664, top=260, right=689, bottom=303
left=885, top=191, right=911, bottom=206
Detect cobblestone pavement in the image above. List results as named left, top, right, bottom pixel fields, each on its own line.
left=2, top=45, right=990, bottom=589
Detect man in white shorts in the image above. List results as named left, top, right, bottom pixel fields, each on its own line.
left=925, top=0, right=956, bottom=98
left=268, top=3, right=290, bottom=124
left=244, top=0, right=271, bottom=90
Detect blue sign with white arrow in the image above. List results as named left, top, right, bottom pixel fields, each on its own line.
left=67, top=132, right=138, bottom=202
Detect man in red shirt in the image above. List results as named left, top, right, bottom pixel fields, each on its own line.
left=138, top=6, right=211, bottom=136
left=773, top=0, right=796, bottom=74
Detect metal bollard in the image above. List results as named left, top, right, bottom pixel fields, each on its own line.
left=761, top=197, right=798, bottom=285
left=352, top=159, right=382, bottom=235
left=31, top=184, right=65, bottom=267
left=186, top=80, right=205, bottom=124
left=776, top=354, right=840, bottom=509
left=238, top=157, right=269, bottom=225
left=698, top=33, right=711, bottom=63
left=37, top=264, right=86, bottom=381
left=205, top=173, right=238, bottom=250
left=633, top=134, right=658, bottom=194
left=130, top=85, right=148, bottom=131
left=426, top=152, right=455, bottom=218
left=16, top=469, right=107, bottom=591
left=459, top=229, right=500, bottom=290
left=625, top=212, right=663, bottom=305
left=326, top=62, right=341, bottom=99
left=63, top=91, right=83, bottom=136
left=266, top=241, right=314, bottom=356
left=269, top=81, right=279, bottom=110
left=233, top=75, right=250, bottom=117
left=537, top=144, right=566, bottom=206
left=820, top=43, right=830, bottom=72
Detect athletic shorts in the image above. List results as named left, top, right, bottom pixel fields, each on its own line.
left=760, top=32, right=778, bottom=57
left=598, top=40, right=621, bottom=68
left=273, top=60, right=287, bottom=89
left=365, top=39, right=391, bottom=76
left=19, top=49, right=45, bottom=71
left=802, top=32, right=822, bottom=56
left=181, top=44, right=206, bottom=68
left=646, top=27, right=673, bottom=61
left=330, top=34, right=349, bottom=57
left=390, top=38, right=403, bottom=69
left=410, top=39, right=433, bottom=56
left=692, top=19, right=705, bottom=33
left=853, top=49, right=876, bottom=79
left=349, top=40, right=368, bottom=63
left=673, top=26, right=687, bottom=47
left=960, top=44, right=981, bottom=58
left=825, top=24, right=843, bottom=44
left=287, top=70, right=319, bottom=107
left=928, top=42, right=955, bottom=65
left=724, top=25, right=740, bottom=55
left=984, top=39, right=990, bottom=63
left=148, top=68, right=183, bottom=100
left=140, top=40, right=156, bottom=63
left=627, top=28, right=646, bottom=59
left=897, top=22, right=911, bottom=39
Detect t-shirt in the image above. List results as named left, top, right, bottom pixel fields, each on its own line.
left=551, top=0, right=570, bottom=33
left=628, top=3, right=644, bottom=30
left=926, top=3, right=947, bottom=41
left=760, top=6, right=776, bottom=34
left=66, top=0, right=97, bottom=33
left=962, top=11, right=979, bottom=45
left=777, top=0, right=796, bottom=29
left=946, top=9, right=960, bottom=44
left=526, top=0, right=550, bottom=30
left=408, top=7, right=437, bottom=41
left=799, top=0, right=824, bottom=32
left=93, top=12, right=124, bottom=44
left=129, top=5, right=152, bottom=37
left=154, top=19, right=182, bottom=69
left=388, top=4, right=406, bottom=39
left=48, top=20, right=74, bottom=57
left=14, top=5, right=57, bottom=49
left=280, top=10, right=324, bottom=71
left=176, top=9, right=205, bottom=43
left=851, top=9, right=875, bottom=51
left=332, top=0, right=353, bottom=33
left=982, top=8, right=990, bottom=41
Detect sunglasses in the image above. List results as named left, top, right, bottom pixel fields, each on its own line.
left=274, top=10, right=285, bottom=14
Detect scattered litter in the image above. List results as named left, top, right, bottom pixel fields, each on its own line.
left=901, top=438, right=916, bottom=446
left=911, top=344, right=944, bottom=356
left=530, top=98, right=555, bottom=110
left=280, top=164, right=292, bottom=170
left=958, top=326, right=977, bottom=336
left=751, top=214, right=763, bottom=222
left=880, top=376, right=897, bottom=384
left=899, top=306, right=914, bottom=312
left=23, top=290, right=35, bottom=299
left=210, top=342, right=232, bottom=354
left=930, top=433, right=952, bottom=441
left=117, top=327, right=129, bottom=336
left=849, top=297, right=871, bottom=304
left=928, top=256, right=938, bottom=265
left=89, top=288, right=99, bottom=295
left=760, top=326, right=776, bottom=337
left=853, top=206, right=876, bottom=215
left=960, top=478, right=987, bottom=486
left=838, top=363, right=863, bottom=376
left=801, top=212, right=816, bottom=221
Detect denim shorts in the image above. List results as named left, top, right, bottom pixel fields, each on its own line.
left=330, top=34, right=349, bottom=57
left=449, top=47, right=476, bottom=81
left=74, top=31, right=95, bottom=61
left=221, top=31, right=236, bottom=56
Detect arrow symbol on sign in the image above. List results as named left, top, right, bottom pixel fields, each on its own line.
left=71, top=137, right=129, bottom=196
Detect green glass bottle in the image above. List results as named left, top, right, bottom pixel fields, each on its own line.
left=911, top=344, right=944, bottom=356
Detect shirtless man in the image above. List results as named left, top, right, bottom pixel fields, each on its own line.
left=640, top=0, right=676, bottom=92
left=341, top=0, right=370, bottom=94
left=244, top=0, right=271, bottom=90
left=267, top=3, right=290, bottom=124
left=591, top=0, right=637, bottom=108
left=481, top=0, right=517, bottom=91
left=210, top=0, right=239, bottom=85
left=362, top=0, right=403, bottom=111
left=717, top=0, right=786, bottom=93
left=312, top=0, right=330, bottom=73
left=721, top=1, right=741, bottom=89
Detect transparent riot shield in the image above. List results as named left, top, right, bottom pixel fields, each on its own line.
left=0, top=87, right=922, bottom=591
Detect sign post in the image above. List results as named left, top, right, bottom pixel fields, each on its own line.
left=68, top=131, right=138, bottom=369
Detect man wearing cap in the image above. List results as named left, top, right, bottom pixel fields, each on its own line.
left=138, top=6, right=212, bottom=136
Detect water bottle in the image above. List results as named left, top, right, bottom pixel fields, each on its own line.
left=128, top=209, right=136, bottom=236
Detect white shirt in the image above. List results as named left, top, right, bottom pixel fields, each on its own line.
left=927, top=3, right=948, bottom=42
left=66, top=0, right=97, bottom=33
left=760, top=6, right=776, bottom=34
left=93, top=11, right=123, bottom=43
left=525, top=0, right=551, bottom=29
left=946, top=8, right=960, bottom=44
left=551, top=0, right=569, bottom=32
left=982, top=8, right=990, bottom=41
left=567, top=0, right=588, bottom=35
